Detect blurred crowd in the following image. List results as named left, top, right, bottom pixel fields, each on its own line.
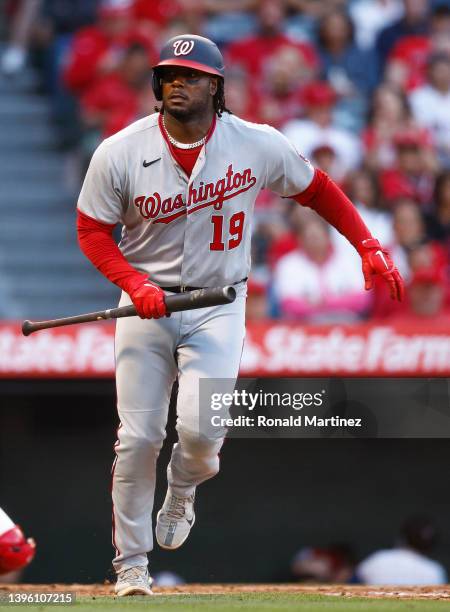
left=290, top=515, right=447, bottom=585
left=2, top=0, right=450, bottom=323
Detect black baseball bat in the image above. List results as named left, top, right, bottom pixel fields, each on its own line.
left=22, top=286, right=236, bottom=336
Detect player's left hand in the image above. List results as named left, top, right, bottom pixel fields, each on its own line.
left=359, top=238, right=404, bottom=301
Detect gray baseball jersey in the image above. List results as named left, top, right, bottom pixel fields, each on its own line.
left=77, top=112, right=314, bottom=287
left=78, top=111, right=315, bottom=573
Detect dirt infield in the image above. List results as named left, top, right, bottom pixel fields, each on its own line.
left=1, top=584, right=449, bottom=600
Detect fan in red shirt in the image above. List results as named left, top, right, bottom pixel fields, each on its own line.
left=133, top=0, right=182, bottom=26
left=386, top=35, right=431, bottom=92
left=379, top=130, right=437, bottom=207
left=80, top=42, right=156, bottom=137
left=132, top=0, right=204, bottom=48
left=384, top=4, right=450, bottom=92
left=384, top=266, right=450, bottom=324
left=63, top=0, right=157, bottom=95
left=225, top=0, right=319, bottom=80
left=254, top=45, right=317, bottom=128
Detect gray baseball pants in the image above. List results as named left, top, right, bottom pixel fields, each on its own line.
left=111, top=285, right=246, bottom=572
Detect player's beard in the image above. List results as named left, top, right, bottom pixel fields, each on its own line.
left=165, top=96, right=213, bottom=123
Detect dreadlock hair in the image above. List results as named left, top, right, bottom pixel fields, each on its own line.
left=155, top=76, right=232, bottom=117
left=214, top=78, right=232, bottom=117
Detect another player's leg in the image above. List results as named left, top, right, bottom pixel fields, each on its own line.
left=156, top=289, right=246, bottom=550
left=113, top=295, right=178, bottom=595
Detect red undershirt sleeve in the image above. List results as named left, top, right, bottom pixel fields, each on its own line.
left=77, top=209, right=147, bottom=295
left=292, top=168, right=372, bottom=254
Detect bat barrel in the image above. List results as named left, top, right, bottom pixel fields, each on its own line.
left=165, top=285, right=236, bottom=312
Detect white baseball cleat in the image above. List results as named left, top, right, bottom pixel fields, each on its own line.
left=156, top=490, right=196, bottom=550
left=115, top=565, right=153, bottom=597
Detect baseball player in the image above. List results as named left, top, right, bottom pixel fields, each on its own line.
left=76, top=34, right=404, bottom=596
left=0, top=507, right=35, bottom=579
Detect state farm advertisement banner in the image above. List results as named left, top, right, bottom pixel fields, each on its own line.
left=0, top=320, right=449, bottom=378
left=242, top=322, right=450, bottom=376
left=0, top=323, right=114, bottom=378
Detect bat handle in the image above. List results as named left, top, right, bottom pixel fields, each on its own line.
left=22, top=304, right=137, bottom=336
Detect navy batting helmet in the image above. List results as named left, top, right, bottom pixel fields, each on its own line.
left=152, top=34, right=225, bottom=101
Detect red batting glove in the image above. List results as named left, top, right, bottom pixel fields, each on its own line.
left=129, top=279, right=168, bottom=319
left=358, top=238, right=405, bottom=302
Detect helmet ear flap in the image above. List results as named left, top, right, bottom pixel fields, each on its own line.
left=152, top=70, right=162, bottom=101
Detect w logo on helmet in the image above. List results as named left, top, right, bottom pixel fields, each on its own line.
left=173, top=39, right=195, bottom=56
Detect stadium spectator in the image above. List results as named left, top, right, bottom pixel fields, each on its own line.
left=283, top=81, right=362, bottom=181
left=345, top=169, right=394, bottom=248
left=372, top=197, right=449, bottom=317
left=255, top=45, right=316, bottom=128
left=251, top=206, right=293, bottom=274
left=62, top=0, right=156, bottom=95
left=32, top=1, right=100, bottom=90
left=2, top=0, right=99, bottom=88
left=408, top=243, right=450, bottom=316
left=362, top=83, right=433, bottom=172
left=408, top=238, right=448, bottom=278
left=80, top=42, right=155, bottom=141
left=405, top=267, right=450, bottom=319
left=129, top=2, right=204, bottom=55
left=384, top=4, right=450, bottom=92
left=409, top=53, right=450, bottom=167
left=379, top=129, right=437, bottom=207
left=224, top=70, right=260, bottom=123
left=132, top=0, right=182, bottom=29
left=285, top=0, right=348, bottom=19
left=291, top=543, right=356, bottom=583
left=264, top=202, right=303, bottom=270
left=284, top=0, right=349, bottom=42
left=203, top=0, right=259, bottom=46
left=316, top=10, right=379, bottom=130
left=349, top=0, right=404, bottom=51
left=152, top=570, right=185, bottom=586
left=390, top=198, right=429, bottom=278
left=356, top=515, right=447, bottom=585
left=309, top=144, right=344, bottom=185
left=1, top=0, right=42, bottom=75
left=245, top=278, right=270, bottom=321
left=398, top=195, right=448, bottom=270
left=375, top=0, right=430, bottom=68
left=162, top=11, right=207, bottom=43
left=426, top=170, right=450, bottom=247
left=225, top=0, right=318, bottom=81
left=35, top=0, right=98, bottom=37
left=273, top=211, right=370, bottom=323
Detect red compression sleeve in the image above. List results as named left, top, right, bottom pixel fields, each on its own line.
left=293, top=168, right=372, bottom=253
left=77, top=209, right=147, bottom=295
